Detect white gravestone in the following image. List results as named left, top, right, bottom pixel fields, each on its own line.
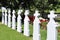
left=33, top=10, right=41, bottom=40
left=24, top=10, right=30, bottom=36
left=12, top=10, right=16, bottom=30
left=5, top=9, right=8, bottom=25
left=8, top=9, right=11, bottom=27
left=47, top=10, right=57, bottom=40
left=1, top=7, right=6, bottom=24
left=17, top=10, right=23, bottom=32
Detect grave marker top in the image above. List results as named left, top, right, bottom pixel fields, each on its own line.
left=34, top=10, right=40, bottom=17
left=48, top=10, right=57, bottom=19
left=48, top=10, right=57, bottom=27
left=12, top=10, right=15, bottom=14
left=24, top=10, right=29, bottom=16
left=1, top=7, right=6, bottom=12
left=18, top=10, right=23, bottom=14
left=12, top=10, right=16, bottom=18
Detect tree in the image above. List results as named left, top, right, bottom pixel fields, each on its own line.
left=0, top=0, right=60, bottom=12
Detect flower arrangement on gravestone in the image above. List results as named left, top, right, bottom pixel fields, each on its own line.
left=40, top=21, right=48, bottom=30
left=40, top=18, right=48, bottom=30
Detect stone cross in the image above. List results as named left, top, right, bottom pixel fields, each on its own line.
left=17, top=10, right=23, bottom=32
left=12, top=10, right=16, bottom=30
left=33, top=10, right=41, bottom=40
left=1, top=7, right=6, bottom=24
left=8, top=9, right=11, bottom=27
left=47, top=10, right=57, bottom=40
left=5, top=9, right=8, bottom=25
left=24, top=10, right=30, bottom=36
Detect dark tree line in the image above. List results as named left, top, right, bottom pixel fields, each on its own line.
left=0, top=0, right=60, bottom=13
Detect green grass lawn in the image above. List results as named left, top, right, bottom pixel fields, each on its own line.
left=0, top=22, right=60, bottom=40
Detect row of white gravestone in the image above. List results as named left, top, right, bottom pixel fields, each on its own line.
left=1, top=7, right=30, bottom=37
left=1, top=7, right=58, bottom=40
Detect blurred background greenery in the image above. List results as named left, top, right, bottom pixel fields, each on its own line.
left=0, top=0, right=60, bottom=13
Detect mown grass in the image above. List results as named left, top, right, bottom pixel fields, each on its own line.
left=0, top=22, right=60, bottom=40
left=0, top=23, right=32, bottom=40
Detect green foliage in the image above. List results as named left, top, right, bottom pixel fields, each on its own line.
left=0, top=0, right=60, bottom=13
